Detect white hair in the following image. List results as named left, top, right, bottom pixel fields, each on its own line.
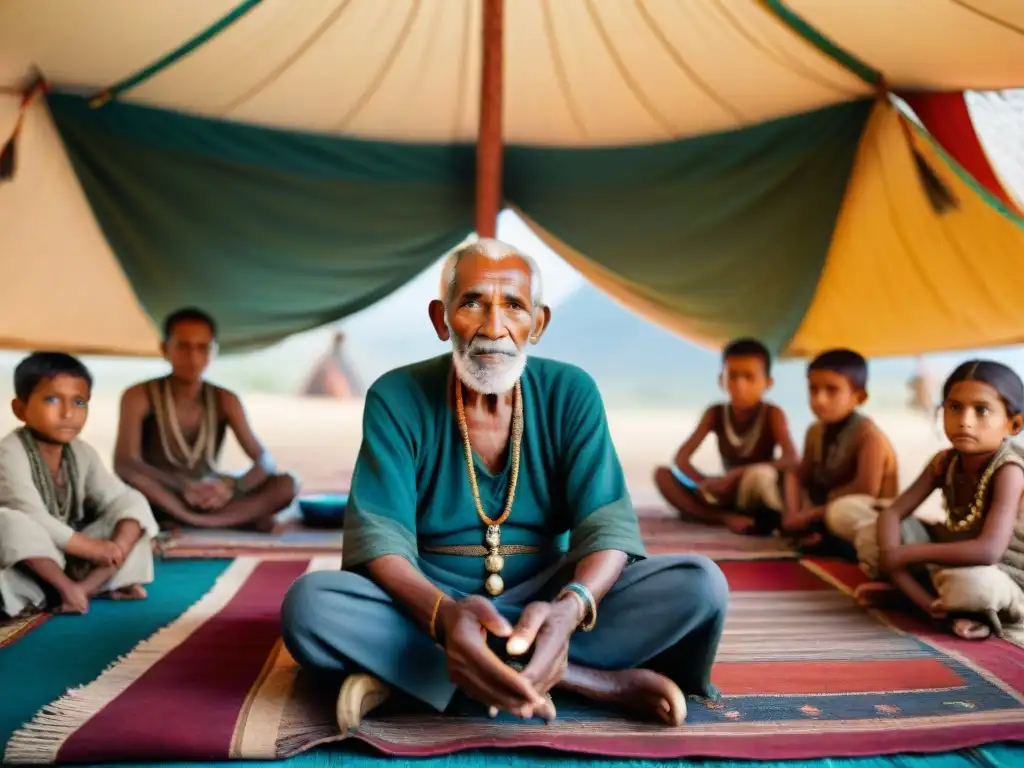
left=440, top=238, right=540, bottom=394
left=439, top=238, right=544, bottom=307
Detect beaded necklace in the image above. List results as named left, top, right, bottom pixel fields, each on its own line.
left=943, top=441, right=1010, bottom=532
left=455, top=378, right=523, bottom=597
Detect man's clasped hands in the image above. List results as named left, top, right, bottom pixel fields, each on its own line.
left=435, top=593, right=586, bottom=721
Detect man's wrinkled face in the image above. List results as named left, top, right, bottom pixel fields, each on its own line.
left=446, top=253, right=537, bottom=394
left=163, top=319, right=216, bottom=383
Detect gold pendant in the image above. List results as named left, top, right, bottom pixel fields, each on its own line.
left=485, top=573, right=504, bottom=596
left=484, top=524, right=503, bottom=595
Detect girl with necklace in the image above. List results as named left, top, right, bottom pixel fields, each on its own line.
left=853, top=360, right=1024, bottom=640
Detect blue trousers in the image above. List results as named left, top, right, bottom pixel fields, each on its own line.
left=281, top=554, right=728, bottom=712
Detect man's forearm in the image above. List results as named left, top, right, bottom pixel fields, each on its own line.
left=366, top=555, right=450, bottom=637
left=567, top=550, right=627, bottom=605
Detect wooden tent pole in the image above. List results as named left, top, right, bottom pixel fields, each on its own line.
left=475, top=0, right=504, bottom=238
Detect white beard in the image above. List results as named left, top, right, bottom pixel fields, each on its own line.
left=451, top=341, right=528, bottom=395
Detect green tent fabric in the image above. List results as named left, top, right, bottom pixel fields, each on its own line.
left=48, top=93, right=869, bottom=355
left=47, top=93, right=476, bottom=351
left=506, top=99, right=872, bottom=354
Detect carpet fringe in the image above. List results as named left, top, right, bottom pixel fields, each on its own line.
left=3, top=558, right=260, bottom=764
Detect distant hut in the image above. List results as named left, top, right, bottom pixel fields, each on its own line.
left=301, top=331, right=363, bottom=399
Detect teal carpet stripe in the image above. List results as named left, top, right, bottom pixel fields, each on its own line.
left=2, top=559, right=1019, bottom=767
left=74, top=744, right=1023, bottom=768
left=0, top=559, right=229, bottom=747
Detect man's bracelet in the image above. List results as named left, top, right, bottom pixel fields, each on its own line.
left=558, top=581, right=597, bottom=632
left=428, top=590, right=446, bottom=644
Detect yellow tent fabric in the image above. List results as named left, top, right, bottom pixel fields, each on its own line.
left=518, top=98, right=1024, bottom=359
left=0, top=96, right=159, bottom=355
left=786, top=98, right=1024, bottom=358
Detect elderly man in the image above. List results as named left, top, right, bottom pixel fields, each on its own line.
left=281, top=239, right=728, bottom=731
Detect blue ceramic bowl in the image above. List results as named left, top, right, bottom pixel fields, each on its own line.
left=298, top=493, right=348, bottom=529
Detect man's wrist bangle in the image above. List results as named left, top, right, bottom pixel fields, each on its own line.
left=428, top=590, right=446, bottom=643
left=558, top=581, right=597, bottom=632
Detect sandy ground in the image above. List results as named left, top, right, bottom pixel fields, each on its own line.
left=0, top=394, right=949, bottom=522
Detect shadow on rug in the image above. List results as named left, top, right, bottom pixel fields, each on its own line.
left=6, top=556, right=1023, bottom=764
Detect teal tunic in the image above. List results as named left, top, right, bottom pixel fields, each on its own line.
left=343, top=354, right=647, bottom=594
left=281, top=355, right=727, bottom=713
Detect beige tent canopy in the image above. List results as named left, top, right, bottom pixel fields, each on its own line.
left=1, top=0, right=1023, bottom=355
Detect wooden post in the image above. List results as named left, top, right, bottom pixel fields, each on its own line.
left=475, top=0, right=504, bottom=238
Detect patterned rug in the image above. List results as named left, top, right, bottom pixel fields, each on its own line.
left=7, top=556, right=1023, bottom=764
left=156, top=516, right=795, bottom=561
left=156, top=526, right=345, bottom=560
left=0, top=614, right=47, bottom=649
left=638, top=516, right=796, bottom=559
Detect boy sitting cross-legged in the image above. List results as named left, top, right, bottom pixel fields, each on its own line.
left=784, top=348, right=899, bottom=554
left=0, top=352, right=158, bottom=617
left=654, top=338, right=800, bottom=534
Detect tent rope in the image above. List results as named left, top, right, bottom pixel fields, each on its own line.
left=89, top=0, right=266, bottom=108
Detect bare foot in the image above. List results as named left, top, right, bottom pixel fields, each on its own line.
left=722, top=513, right=756, bottom=536
left=854, top=582, right=899, bottom=609
left=54, top=584, right=89, bottom=615
left=250, top=516, right=278, bottom=534
left=559, top=666, right=687, bottom=726
left=797, top=532, right=822, bottom=549
left=928, top=599, right=947, bottom=620
left=952, top=618, right=991, bottom=640
left=110, top=585, right=148, bottom=600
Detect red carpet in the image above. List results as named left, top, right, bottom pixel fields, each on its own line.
left=7, top=555, right=1024, bottom=763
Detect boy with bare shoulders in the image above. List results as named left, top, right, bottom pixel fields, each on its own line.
left=114, top=308, right=298, bottom=531
left=784, top=349, right=899, bottom=553
left=654, top=339, right=799, bottom=534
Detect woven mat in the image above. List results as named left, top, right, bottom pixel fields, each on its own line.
left=156, top=511, right=795, bottom=561
left=7, top=555, right=1023, bottom=763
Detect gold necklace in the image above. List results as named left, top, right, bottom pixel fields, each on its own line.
left=943, top=442, right=1009, bottom=532
left=455, top=377, right=523, bottom=597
